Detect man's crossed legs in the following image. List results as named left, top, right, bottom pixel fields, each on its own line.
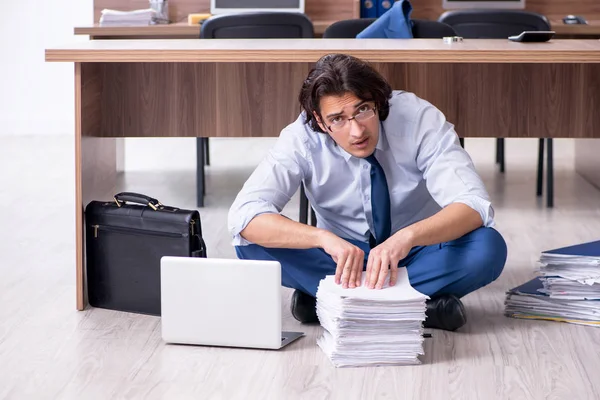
left=236, top=227, right=507, bottom=331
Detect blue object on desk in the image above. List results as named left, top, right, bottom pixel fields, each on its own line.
left=376, top=0, right=393, bottom=17
left=356, top=0, right=413, bottom=39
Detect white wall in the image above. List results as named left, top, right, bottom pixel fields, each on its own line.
left=1, top=0, right=93, bottom=136
left=124, top=138, right=197, bottom=171
left=0, top=0, right=195, bottom=170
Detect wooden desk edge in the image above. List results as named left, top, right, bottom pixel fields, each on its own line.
left=45, top=50, right=600, bottom=63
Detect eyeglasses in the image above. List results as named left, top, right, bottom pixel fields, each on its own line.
left=325, top=104, right=377, bottom=133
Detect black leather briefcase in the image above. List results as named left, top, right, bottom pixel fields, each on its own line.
left=84, top=192, right=206, bottom=316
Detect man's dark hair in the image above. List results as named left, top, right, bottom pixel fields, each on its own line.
left=298, top=54, right=392, bottom=133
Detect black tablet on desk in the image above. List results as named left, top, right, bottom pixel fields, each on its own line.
left=508, top=31, right=555, bottom=42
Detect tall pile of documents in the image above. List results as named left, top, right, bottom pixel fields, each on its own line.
left=99, top=9, right=156, bottom=26
left=505, top=240, right=600, bottom=327
left=316, top=268, right=429, bottom=367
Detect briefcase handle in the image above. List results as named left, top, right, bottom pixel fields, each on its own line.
left=114, top=192, right=162, bottom=211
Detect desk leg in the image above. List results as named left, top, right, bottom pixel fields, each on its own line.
left=75, top=63, right=117, bottom=310
left=536, top=138, right=544, bottom=197
left=546, top=138, right=554, bottom=208
left=196, top=138, right=205, bottom=207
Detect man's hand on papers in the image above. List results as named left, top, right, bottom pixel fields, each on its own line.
left=321, top=234, right=366, bottom=289
left=366, top=232, right=413, bottom=289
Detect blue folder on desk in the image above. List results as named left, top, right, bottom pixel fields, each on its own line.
left=376, top=0, right=393, bottom=17
left=360, top=0, right=378, bottom=18
left=357, top=0, right=413, bottom=39
left=542, top=240, right=600, bottom=257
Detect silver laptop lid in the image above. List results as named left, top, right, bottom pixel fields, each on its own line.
left=160, top=257, right=283, bottom=349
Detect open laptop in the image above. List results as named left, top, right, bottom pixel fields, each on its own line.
left=160, top=256, right=304, bottom=350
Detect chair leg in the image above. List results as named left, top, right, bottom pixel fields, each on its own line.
left=459, top=138, right=464, bottom=148
left=536, top=138, right=544, bottom=197
left=299, top=185, right=308, bottom=224
left=547, top=138, right=554, bottom=208
left=310, top=207, right=317, bottom=227
left=497, top=138, right=505, bottom=173
left=196, top=138, right=205, bottom=207
left=204, top=138, right=210, bottom=166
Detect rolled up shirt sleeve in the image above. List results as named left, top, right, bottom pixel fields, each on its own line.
left=227, top=127, right=310, bottom=246
left=413, top=100, right=495, bottom=228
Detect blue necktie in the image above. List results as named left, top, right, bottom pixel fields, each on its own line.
left=366, top=154, right=391, bottom=247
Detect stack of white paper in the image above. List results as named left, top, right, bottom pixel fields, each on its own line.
left=538, top=277, right=600, bottom=300
left=505, top=240, right=600, bottom=327
left=99, top=9, right=156, bottom=26
left=538, top=251, right=600, bottom=300
left=504, top=277, right=600, bottom=327
left=316, top=268, right=429, bottom=368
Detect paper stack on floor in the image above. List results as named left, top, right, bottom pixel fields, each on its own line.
left=99, top=9, right=156, bottom=26
left=316, top=268, right=429, bottom=368
left=538, top=240, right=600, bottom=300
left=504, top=277, right=600, bottom=327
left=505, top=240, right=600, bottom=327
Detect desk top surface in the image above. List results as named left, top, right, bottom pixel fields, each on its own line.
left=45, top=38, right=600, bottom=63
left=74, top=20, right=336, bottom=37
left=73, top=20, right=600, bottom=37
left=552, top=20, right=600, bottom=35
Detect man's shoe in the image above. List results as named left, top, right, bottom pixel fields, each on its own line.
left=291, top=290, right=318, bottom=323
left=423, top=294, right=467, bottom=331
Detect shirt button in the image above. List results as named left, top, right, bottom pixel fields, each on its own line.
left=365, top=195, right=370, bottom=200
left=363, top=165, right=369, bottom=170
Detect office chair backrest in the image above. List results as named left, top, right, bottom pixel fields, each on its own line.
left=200, top=12, right=314, bottom=39
left=438, top=10, right=551, bottom=38
left=322, top=18, right=456, bottom=38
left=411, top=19, right=457, bottom=38
left=322, top=18, right=376, bottom=38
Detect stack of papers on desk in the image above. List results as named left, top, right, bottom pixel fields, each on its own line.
left=505, top=240, right=600, bottom=327
left=99, top=9, right=156, bottom=26
left=316, top=268, right=429, bottom=368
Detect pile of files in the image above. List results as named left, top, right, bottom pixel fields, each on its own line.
left=316, top=268, right=428, bottom=367
left=99, top=8, right=156, bottom=26
left=505, top=240, right=600, bottom=327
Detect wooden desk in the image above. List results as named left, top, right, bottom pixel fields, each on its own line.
left=75, top=20, right=600, bottom=40
left=75, top=20, right=339, bottom=39
left=45, top=39, right=600, bottom=310
left=551, top=20, right=600, bottom=38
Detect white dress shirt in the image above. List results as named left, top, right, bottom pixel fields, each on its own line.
left=228, top=90, right=495, bottom=246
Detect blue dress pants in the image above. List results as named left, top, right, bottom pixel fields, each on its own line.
left=235, top=227, right=507, bottom=298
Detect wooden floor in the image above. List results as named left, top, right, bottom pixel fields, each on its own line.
left=1, top=135, right=600, bottom=399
